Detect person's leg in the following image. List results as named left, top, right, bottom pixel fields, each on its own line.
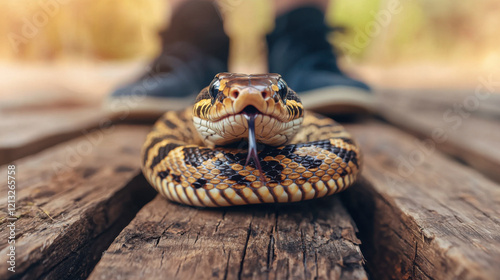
left=106, top=0, right=229, bottom=120
left=267, top=0, right=373, bottom=114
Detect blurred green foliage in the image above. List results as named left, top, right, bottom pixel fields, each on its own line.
left=1, top=0, right=498, bottom=68
left=327, top=0, right=382, bottom=59
left=327, top=0, right=499, bottom=65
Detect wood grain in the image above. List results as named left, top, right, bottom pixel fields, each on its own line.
left=0, top=105, right=110, bottom=165
left=343, top=121, right=500, bottom=280
left=377, top=91, right=500, bottom=182
left=89, top=196, right=367, bottom=280
left=376, top=89, right=500, bottom=118
left=0, top=125, right=156, bottom=280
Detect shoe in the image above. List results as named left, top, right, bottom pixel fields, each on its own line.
left=104, top=1, right=229, bottom=120
left=266, top=7, right=373, bottom=115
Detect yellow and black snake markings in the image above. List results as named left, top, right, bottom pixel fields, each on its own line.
left=142, top=73, right=361, bottom=207
left=192, top=73, right=305, bottom=147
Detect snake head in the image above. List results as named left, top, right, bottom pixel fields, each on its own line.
left=192, top=73, right=304, bottom=147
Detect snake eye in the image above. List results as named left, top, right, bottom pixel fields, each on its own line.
left=277, top=79, right=288, bottom=100
left=209, top=79, right=221, bottom=99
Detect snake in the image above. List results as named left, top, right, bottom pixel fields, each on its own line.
left=141, top=73, right=361, bottom=207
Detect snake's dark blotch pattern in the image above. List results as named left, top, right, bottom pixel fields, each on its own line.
left=141, top=73, right=361, bottom=207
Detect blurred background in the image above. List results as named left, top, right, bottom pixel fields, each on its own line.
left=0, top=0, right=499, bottom=106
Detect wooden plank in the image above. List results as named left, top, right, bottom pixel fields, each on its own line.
left=342, top=121, right=500, bottom=280
left=0, top=125, right=156, bottom=279
left=89, top=197, right=367, bottom=279
left=0, top=105, right=110, bottom=165
left=376, top=94, right=500, bottom=182
left=376, top=89, right=500, bottom=118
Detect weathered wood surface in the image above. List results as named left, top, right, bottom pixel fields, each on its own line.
left=377, top=91, right=500, bottom=182
left=89, top=196, right=367, bottom=279
left=342, top=121, right=500, bottom=280
left=0, top=125, right=156, bottom=280
left=0, top=105, right=109, bottom=165
left=3, top=91, right=500, bottom=280
left=377, top=88, right=500, bottom=118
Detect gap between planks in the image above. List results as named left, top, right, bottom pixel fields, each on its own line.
left=343, top=120, right=500, bottom=280
left=4, top=99, right=499, bottom=279
left=376, top=89, right=500, bottom=182
left=89, top=119, right=500, bottom=280
left=0, top=125, right=156, bottom=280
left=89, top=196, right=367, bottom=280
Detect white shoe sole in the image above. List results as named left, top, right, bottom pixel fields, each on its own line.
left=299, top=86, right=374, bottom=115
left=103, top=86, right=374, bottom=121
left=103, top=95, right=194, bottom=121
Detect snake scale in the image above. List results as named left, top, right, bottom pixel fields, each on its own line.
left=141, top=73, right=361, bottom=207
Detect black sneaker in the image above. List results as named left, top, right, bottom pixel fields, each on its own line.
left=267, top=6, right=373, bottom=115
left=105, top=1, right=229, bottom=120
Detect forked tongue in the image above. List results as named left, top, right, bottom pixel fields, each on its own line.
left=243, top=113, right=267, bottom=183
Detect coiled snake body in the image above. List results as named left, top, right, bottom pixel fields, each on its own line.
left=142, top=73, right=361, bottom=207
